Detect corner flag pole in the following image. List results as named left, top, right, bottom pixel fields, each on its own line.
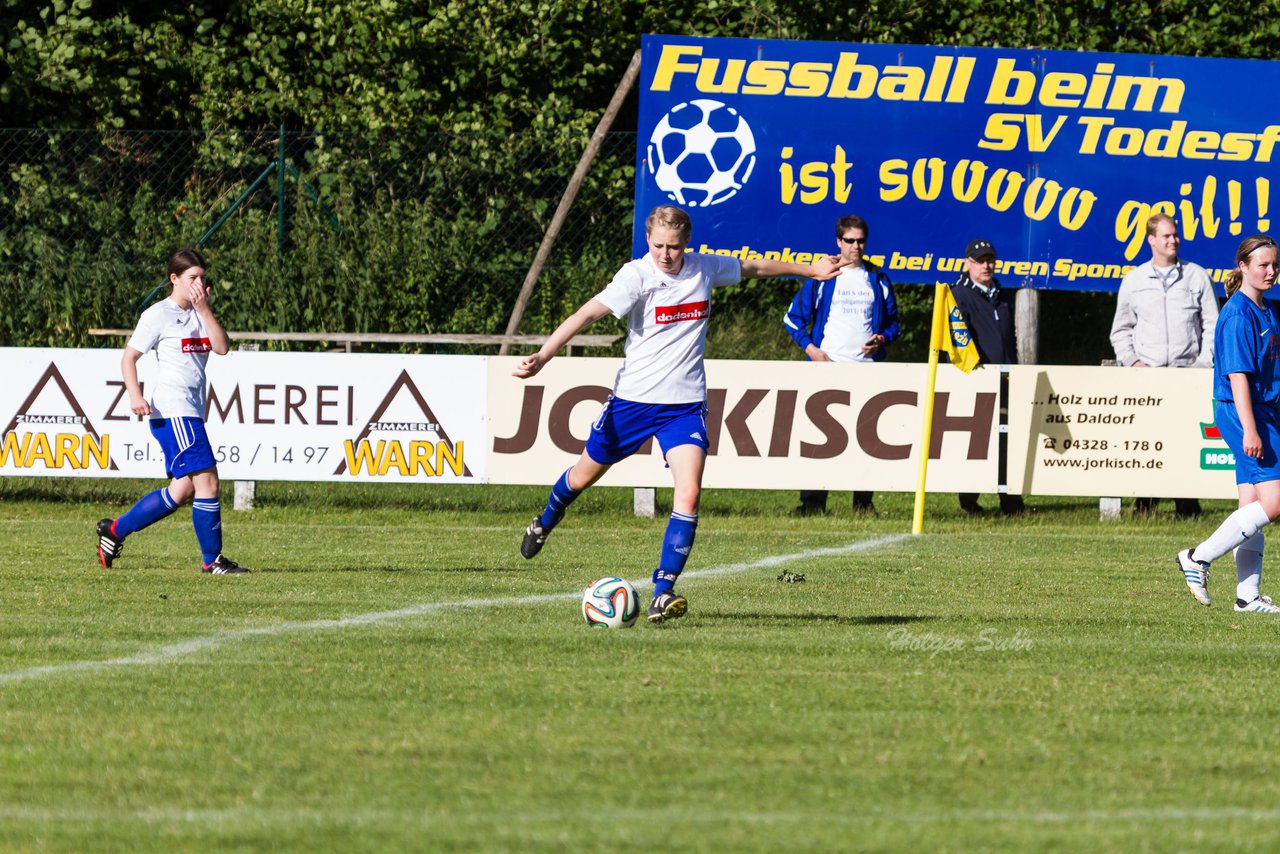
left=911, top=283, right=946, bottom=535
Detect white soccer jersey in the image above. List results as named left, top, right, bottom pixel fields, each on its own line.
left=594, top=252, right=742, bottom=403
left=126, top=297, right=213, bottom=419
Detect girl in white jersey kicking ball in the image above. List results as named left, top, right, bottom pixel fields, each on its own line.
left=96, top=248, right=249, bottom=574
left=514, top=206, right=846, bottom=623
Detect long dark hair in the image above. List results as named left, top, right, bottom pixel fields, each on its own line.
left=167, top=248, right=206, bottom=281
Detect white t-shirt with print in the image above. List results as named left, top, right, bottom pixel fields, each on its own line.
left=594, top=252, right=742, bottom=404
left=127, top=297, right=213, bottom=419
left=819, top=266, right=877, bottom=362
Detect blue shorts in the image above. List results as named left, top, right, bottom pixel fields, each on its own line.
left=584, top=397, right=709, bottom=466
left=1214, top=400, right=1280, bottom=484
left=150, top=417, right=218, bottom=479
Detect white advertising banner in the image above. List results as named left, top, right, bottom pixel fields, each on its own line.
left=486, top=356, right=1001, bottom=491
left=1008, top=365, right=1235, bottom=499
left=0, top=349, right=486, bottom=482
left=0, top=349, right=1242, bottom=498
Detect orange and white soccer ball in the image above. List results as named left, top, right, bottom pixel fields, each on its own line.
left=581, top=577, right=641, bottom=629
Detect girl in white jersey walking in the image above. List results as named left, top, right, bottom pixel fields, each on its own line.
left=514, top=206, right=845, bottom=623
left=96, top=248, right=249, bottom=574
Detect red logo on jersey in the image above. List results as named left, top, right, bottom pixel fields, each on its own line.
left=655, top=300, right=709, bottom=324
left=181, top=337, right=212, bottom=353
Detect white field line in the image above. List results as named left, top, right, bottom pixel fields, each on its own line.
left=0, top=535, right=907, bottom=685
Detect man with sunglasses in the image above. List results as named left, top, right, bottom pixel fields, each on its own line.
left=783, top=214, right=900, bottom=516
left=951, top=238, right=1025, bottom=516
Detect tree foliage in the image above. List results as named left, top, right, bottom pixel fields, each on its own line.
left=1, top=0, right=1275, bottom=356
left=9, top=0, right=1267, bottom=134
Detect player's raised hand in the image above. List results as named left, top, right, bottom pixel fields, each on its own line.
left=810, top=253, right=850, bottom=281
left=189, top=278, right=210, bottom=312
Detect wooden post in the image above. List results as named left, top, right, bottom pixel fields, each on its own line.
left=633, top=487, right=656, bottom=518
left=1015, top=288, right=1040, bottom=365
left=1099, top=497, right=1122, bottom=520
left=234, top=480, right=256, bottom=511
left=499, top=49, right=643, bottom=356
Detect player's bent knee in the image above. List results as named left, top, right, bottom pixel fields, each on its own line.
left=672, top=488, right=701, bottom=515
left=167, top=478, right=196, bottom=505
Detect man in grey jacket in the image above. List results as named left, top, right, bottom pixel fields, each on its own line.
left=1109, top=212, right=1218, bottom=516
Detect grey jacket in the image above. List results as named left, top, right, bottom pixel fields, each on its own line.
left=1109, top=259, right=1218, bottom=368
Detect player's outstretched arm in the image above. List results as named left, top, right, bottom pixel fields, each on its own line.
left=741, top=254, right=848, bottom=282
left=513, top=298, right=613, bottom=379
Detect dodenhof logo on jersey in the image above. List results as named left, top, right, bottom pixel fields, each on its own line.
left=646, top=99, right=756, bottom=207
left=655, top=300, right=710, bottom=324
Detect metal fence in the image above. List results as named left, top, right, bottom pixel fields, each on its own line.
left=0, top=127, right=640, bottom=348
left=0, top=127, right=1121, bottom=362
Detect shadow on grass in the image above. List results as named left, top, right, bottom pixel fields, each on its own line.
left=697, top=612, right=937, bottom=626
left=0, top=477, right=1234, bottom=522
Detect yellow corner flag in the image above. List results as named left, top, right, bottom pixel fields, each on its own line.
left=935, top=284, right=980, bottom=373
left=913, top=283, right=980, bottom=534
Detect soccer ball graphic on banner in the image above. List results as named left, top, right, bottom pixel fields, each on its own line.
left=581, top=577, right=641, bottom=629
left=646, top=99, right=757, bottom=207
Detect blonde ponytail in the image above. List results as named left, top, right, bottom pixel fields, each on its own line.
left=1224, top=269, right=1244, bottom=297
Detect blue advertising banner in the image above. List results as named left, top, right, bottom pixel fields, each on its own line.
left=632, top=35, right=1278, bottom=291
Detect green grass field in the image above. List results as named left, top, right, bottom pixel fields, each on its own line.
left=2, top=479, right=1279, bottom=851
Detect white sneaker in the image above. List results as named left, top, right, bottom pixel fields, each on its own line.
left=1177, top=548, right=1211, bottom=606
left=1235, top=595, right=1280, bottom=613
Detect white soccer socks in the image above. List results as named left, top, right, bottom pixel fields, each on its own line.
left=1194, top=501, right=1271, bottom=565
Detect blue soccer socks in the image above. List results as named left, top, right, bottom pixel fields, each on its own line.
left=115, top=487, right=179, bottom=537
left=192, top=498, right=223, bottom=566
left=653, top=511, right=698, bottom=597
left=538, top=468, right=582, bottom=532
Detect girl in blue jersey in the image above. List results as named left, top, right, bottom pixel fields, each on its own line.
left=513, top=206, right=845, bottom=624
left=1177, top=234, right=1280, bottom=610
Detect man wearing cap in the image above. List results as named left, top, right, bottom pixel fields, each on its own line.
left=951, top=238, right=1024, bottom=515
left=1109, top=213, right=1216, bottom=518
left=783, top=214, right=900, bottom=515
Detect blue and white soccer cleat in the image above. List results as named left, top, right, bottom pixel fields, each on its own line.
left=1177, top=548, right=1211, bottom=606
left=1235, top=595, right=1280, bottom=613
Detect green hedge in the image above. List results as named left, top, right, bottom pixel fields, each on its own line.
left=3, top=0, right=1263, bottom=360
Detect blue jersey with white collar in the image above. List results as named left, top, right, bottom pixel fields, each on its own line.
left=1213, top=291, right=1280, bottom=404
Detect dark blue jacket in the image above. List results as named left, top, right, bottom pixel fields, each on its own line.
left=783, top=264, right=900, bottom=361
left=951, top=273, right=1017, bottom=365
